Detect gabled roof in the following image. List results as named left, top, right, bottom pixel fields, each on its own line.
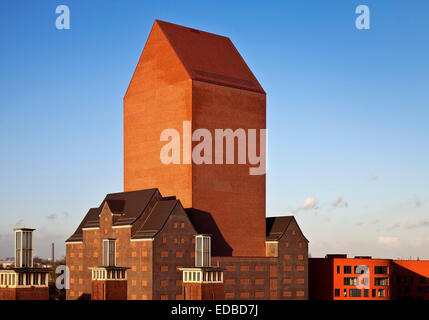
left=266, top=216, right=293, bottom=241
left=133, top=199, right=180, bottom=239
left=154, top=20, right=265, bottom=94
left=66, top=189, right=159, bottom=242
left=266, top=216, right=308, bottom=242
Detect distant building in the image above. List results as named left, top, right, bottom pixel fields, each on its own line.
left=0, top=229, right=50, bottom=300
left=0, top=261, right=13, bottom=269
left=309, top=254, right=429, bottom=300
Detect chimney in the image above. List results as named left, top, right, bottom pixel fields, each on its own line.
left=51, top=242, right=55, bottom=263
left=14, top=228, right=35, bottom=268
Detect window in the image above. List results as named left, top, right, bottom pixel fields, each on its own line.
left=364, top=289, right=369, bottom=297
left=374, top=278, right=388, bottom=286
left=26, top=273, right=31, bottom=285
left=334, top=289, right=340, bottom=297
left=344, top=266, right=352, bottom=274
left=102, top=239, right=116, bottom=267
left=417, top=286, right=429, bottom=294
left=336, top=266, right=340, bottom=274
left=354, top=265, right=368, bottom=274
left=349, top=289, right=362, bottom=297
left=195, top=235, right=211, bottom=267
left=344, top=277, right=358, bottom=286
left=377, top=289, right=385, bottom=297
left=420, top=276, right=426, bottom=284
left=404, top=286, right=411, bottom=293
left=396, top=276, right=401, bottom=283
left=33, top=273, right=38, bottom=285
left=343, top=289, right=347, bottom=297
left=409, top=276, right=414, bottom=284
left=372, top=289, right=376, bottom=297
left=374, top=266, right=388, bottom=275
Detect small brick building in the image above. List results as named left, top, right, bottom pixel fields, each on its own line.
left=0, top=229, right=50, bottom=300
left=66, top=189, right=308, bottom=300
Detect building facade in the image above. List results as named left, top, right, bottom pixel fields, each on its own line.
left=66, top=20, right=309, bottom=300
left=124, top=20, right=266, bottom=257
left=309, top=255, right=429, bottom=300
left=66, top=189, right=308, bottom=300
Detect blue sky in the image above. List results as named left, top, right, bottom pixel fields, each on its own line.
left=0, top=0, right=428, bottom=259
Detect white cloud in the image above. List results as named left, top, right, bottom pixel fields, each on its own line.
left=300, top=197, right=318, bottom=210
left=47, top=213, right=58, bottom=221
left=377, top=236, right=400, bottom=246
left=405, top=218, right=429, bottom=229
left=332, top=196, right=348, bottom=208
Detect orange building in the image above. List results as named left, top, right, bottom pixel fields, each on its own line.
left=124, top=20, right=266, bottom=257
left=309, top=254, right=429, bottom=300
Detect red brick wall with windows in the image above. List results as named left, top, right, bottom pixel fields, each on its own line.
left=152, top=204, right=195, bottom=300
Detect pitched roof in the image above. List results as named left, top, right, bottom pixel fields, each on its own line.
left=66, top=189, right=160, bottom=242
left=266, top=216, right=294, bottom=241
left=155, top=20, right=265, bottom=94
left=133, top=199, right=180, bottom=239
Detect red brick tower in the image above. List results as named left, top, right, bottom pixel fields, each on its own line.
left=124, top=20, right=266, bottom=257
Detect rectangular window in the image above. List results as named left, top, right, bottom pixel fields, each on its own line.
left=377, top=289, right=385, bottom=297
left=374, top=277, right=388, bottom=286
left=334, top=289, right=340, bottom=297
left=344, top=266, right=352, bottom=274
left=195, top=235, right=211, bottom=267
left=374, top=266, right=388, bottom=275
left=336, top=266, right=340, bottom=274
left=344, top=277, right=358, bottom=286
left=349, top=289, right=362, bottom=297
left=364, top=289, right=369, bottom=297
left=102, top=239, right=116, bottom=267
left=354, top=265, right=369, bottom=274
left=25, top=273, right=31, bottom=285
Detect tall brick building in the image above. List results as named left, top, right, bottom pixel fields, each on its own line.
left=124, top=20, right=266, bottom=257
left=66, top=20, right=309, bottom=300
